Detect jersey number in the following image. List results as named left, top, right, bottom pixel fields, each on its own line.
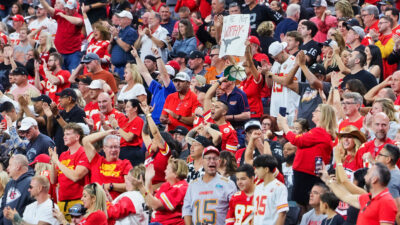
left=194, top=199, right=218, bottom=225
left=234, top=204, right=254, bottom=225
left=255, top=196, right=267, bottom=216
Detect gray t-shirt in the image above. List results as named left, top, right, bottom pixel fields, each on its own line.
left=297, top=81, right=331, bottom=128
left=182, top=173, right=237, bottom=225
left=389, top=168, right=400, bottom=199
left=300, top=208, right=327, bottom=225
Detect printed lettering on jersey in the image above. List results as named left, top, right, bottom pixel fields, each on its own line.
left=224, top=128, right=230, bottom=133
left=230, top=101, right=237, bottom=105
left=235, top=204, right=254, bottom=225
left=6, top=187, right=21, bottom=204
left=194, top=199, right=219, bottom=225
left=59, top=159, right=75, bottom=174
left=100, top=163, right=121, bottom=177
left=255, top=195, right=267, bottom=215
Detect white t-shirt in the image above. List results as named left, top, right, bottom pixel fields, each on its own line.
left=270, top=55, right=301, bottom=124
left=22, top=198, right=60, bottom=225
left=139, top=25, right=169, bottom=62
left=28, top=17, right=58, bottom=40
left=112, top=191, right=149, bottom=225
left=117, top=84, right=147, bottom=101
left=253, top=179, right=289, bottom=225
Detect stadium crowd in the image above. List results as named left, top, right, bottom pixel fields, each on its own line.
left=0, top=0, right=399, bottom=224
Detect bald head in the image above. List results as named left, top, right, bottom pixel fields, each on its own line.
left=373, top=112, right=389, bottom=141
left=98, top=92, right=113, bottom=114
left=7, top=154, right=29, bottom=180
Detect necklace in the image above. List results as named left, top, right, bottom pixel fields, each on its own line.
left=323, top=216, right=335, bottom=225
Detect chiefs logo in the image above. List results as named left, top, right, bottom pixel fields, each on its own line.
left=223, top=128, right=230, bottom=133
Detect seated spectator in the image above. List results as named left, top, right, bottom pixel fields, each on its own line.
left=0, top=171, right=9, bottom=198
left=365, top=98, right=400, bottom=140
left=3, top=175, right=59, bottom=225
left=9, top=67, right=40, bottom=101
left=299, top=183, right=329, bottom=225
left=319, top=192, right=345, bottom=224
left=188, top=50, right=206, bottom=77
left=274, top=4, right=300, bottom=41
left=84, top=79, right=103, bottom=119
left=171, top=19, right=197, bottom=56
left=365, top=45, right=383, bottom=83
left=218, top=151, right=237, bottom=182
left=160, top=5, right=176, bottom=35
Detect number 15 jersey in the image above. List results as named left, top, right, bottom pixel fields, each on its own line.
left=182, top=174, right=237, bottom=225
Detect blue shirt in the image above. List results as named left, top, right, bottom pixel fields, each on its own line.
left=274, top=18, right=298, bottom=41
left=218, top=87, right=250, bottom=127
left=161, top=19, right=176, bottom=35
left=171, top=37, right=197, bottom=55
left=111, top=26, right=138, bottom=66
left=149, top=80, right=176, bottom=124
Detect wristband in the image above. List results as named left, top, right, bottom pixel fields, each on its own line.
left=336, top=163, right=343, bottom=166
left=89, top=4, right=92, bottom=9
left=217, top=80, right=222, bottom=85
left=178, top=115, right=182, bottom=121
left=109, top=183, right=114, bottom=191
left=55, top=114, right=61, bottom=120
left=146, top=113, right=152, bottom=117
left=156, top=57, right=161, bottom=60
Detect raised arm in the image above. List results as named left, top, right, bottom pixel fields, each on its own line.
left=245, top=41, right=259, bottom=81
left=82, top=130, right=113, bottom=162
left=39, top=0, right=55, bottom=16
left=56, top=12, right=83, bottom=26
left=131, top=47, right=153, bottom=86
left=153, top=47, right=170, bottom=87
left=141, top=103, right=165, bottom=149
left=364, top=76, right=391, bottom=103
left=298, top=51, right=323, bottom=90
left=204, top=76, right=227, bottom=112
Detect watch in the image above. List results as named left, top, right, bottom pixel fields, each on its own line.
left=55, top=114, right=61, bottom=120
left=177, top=115, right=182, bottom=121
left=109, top=183, right=114, bottom=191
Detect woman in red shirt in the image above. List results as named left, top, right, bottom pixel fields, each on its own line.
left=278, top=104, right=337, bottom=207
left=110, top=99, right=144, bottom=167
left=336, top=125, right=366, bottom=172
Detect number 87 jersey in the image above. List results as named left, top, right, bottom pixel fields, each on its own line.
left=225, top=191, right=254, bottom=225
left=182, top=174, right=237, bottom=225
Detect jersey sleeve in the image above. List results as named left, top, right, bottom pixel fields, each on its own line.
left=107, top=196, right=137, bottom=219
left=225, top=195, right=237, bottom=225
left=378, top=197, right=397, bottom=224
left=159, top=142, right=170, bottom=156
left=158, top=183, right=188, bottom=211
left=224, top=130, right=238, bottom=153
left=274, top=184, right=289, bottom=213
left=57, top=70, right=70, bottom=84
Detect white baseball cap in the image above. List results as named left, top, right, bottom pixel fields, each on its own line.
left=64, top=0, right=77, bottom=9
left=116, top=10, right=133, bottom=20
left=19, top=117, right=38, bottom=131
left=88, top=80, right=103, bottom=90
left=165, top=65, right=175, bottom=76
left=269, top=41, right=288, bottom=57
left=173, top=72, right=190, bottom=82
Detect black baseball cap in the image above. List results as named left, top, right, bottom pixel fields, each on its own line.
left=145, top=55, right=157, bottom=62
left=10, top=67, right=28, bottom=76
left=170, top=126, right=189, bottom=135
left=172, top=51, right=187, bottom=59
left=31, top=95, right=52, bottom=105
left=309, top=63, right=326, bottom=75
left=195, top=84, right=211, bottom=93
left=81, top=53, right=100, bottom=64
left=67, top=203, right=86, bottom=216
left=76, top=76, right=92, bottom=85
left=187, top=135, right=212, bottom=147
left=189, top=50, right=204, bottom=59
left=55, top=88, right=77, bottom=101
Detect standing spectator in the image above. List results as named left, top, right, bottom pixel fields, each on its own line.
left=0, top=45, right=21, bottom=92
left=341, top=50, right=377, bottom=91
left=253, top=154, right=289, bottom=225
left=8, top=14, right=25, bottom=45
left=338, top=92, right=364, bottom=131
left=182, top=146, right=237, bottom=225
left=13, top=27, right=33, bottom=64
left=34, top=52, right=71, bottom=104
left=160, top=5, right=176, bottom=35
left=310, top=0, right=337, bottom=43
left=43, top=88, right=86, bottom=154
left=274, top=4, right=300, bottom=41
left=299, top=183, right=329, bottom=225
left=171, top=19, right=197, bottom=56
left=204, top=45, right=228, bottom=83
left=135, top=12, right=169, bottom=62
left=9, top=67, right=40, bottom=100
left=3, top=176, right=59, bottom=225
left=241, top=0, right=283, bottom=35
left=161, top=72, right=200, bottom=131
left=361, top=5, right=379, bottom=39
left=28, top=4, right=58, bottom=40
left=0, top=154, right=34, bottom=225
left=82, top=130, right=133, bottom=199
left=336, top=125, right=367, bottom=172
left=278, top=104, right=336, bottom=207
left=110, top=10, right=138, bottom=80
left=385, top=7, right=400, bottom=33
left=321, top=162, right=397, bottom=225
left=117, top=63, right=147, bottom=102
left=18, top=117, right=55, bottom=163
left=29, top=31, right=57, bottom=64
left=48, top=123, right=90, bottom=217
left=39, top=0, right=83, bottom=72
left=298, top=20, right=321, bottom=66
left=225, top=164, right=255, bottom=225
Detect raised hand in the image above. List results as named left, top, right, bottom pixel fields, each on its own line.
left=42, top=103, right=53, bottom=117
left=130, top=46, right=139, bottom=58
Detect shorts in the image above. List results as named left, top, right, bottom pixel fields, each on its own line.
left=292, top=170, right=322, bottom=206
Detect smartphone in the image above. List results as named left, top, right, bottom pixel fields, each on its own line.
left=315, top=156, right=323, bottom=176
left=279, top=107, right=287, bottom=116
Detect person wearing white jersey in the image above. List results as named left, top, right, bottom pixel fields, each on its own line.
left=28, top=4, right=57, bottom=40
left=183, top=146, right=237, bottom=225
left=253, top=154, right=289, bottom=225
left=267, top=41, right=301, bottom=125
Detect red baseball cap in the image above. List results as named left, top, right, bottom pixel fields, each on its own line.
left=167, top=60, right=180, bottom=72
left=204, top=55, right=211, bottom=65
left=29, top=154, right=51, bottom=166
left=12, top=14, right=25, bottom=23
left=202, top=146, right=220, bottom=157
left=249, top=36, right=260, bottom=46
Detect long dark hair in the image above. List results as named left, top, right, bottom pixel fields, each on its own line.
left=178, top=19, right=194, bottom=40
left=220, top=151, right=237, bottom=177
left=367, top=45, right=383, bottom=80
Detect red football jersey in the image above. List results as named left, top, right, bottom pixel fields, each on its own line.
left=226, top=191, right=254, bottom=225
left=40, top=69, right=71, bottom=104
left=144, top=142, right=171, bottom=184
left=92, top=109, right=127, bottom=131
left=86, top=33, right=110, bottom=71
left=219, top=122, right=239, bottom=153
left=84, top=101, right=99, bottom=119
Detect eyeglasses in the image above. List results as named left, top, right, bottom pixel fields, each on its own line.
left=361, top=14, right=369, bottom=17
left=104, top=145, right=120, bottom=149
left=341, top=101, right=357, bottom=105
left=379, top=21, right=389, bottom=25
left=378, top=153, right=390, bottom=157
left=204, top=156, right=220, bottom=161
left=28, top=185, right=33, bottom=189
left=19, top=127, right=32, bottom=134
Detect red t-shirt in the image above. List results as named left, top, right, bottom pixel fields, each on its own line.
left=343, top=155, right=358, bottom=172
left=120, top=116, right=144, bottom=147
left=286, top=127, right=333, bottom=175
left=363, top=20, right=379, bottom=45
left=240, top=74, right=264, bottom=118
left=84, top=101, right=99, bottom=119
left=89, top=153, right=132, bottom=199
left=53, top=9, right=83, bottom=54
left=161, top=90, right=200, bottom=131
left=78, top=210, right=108, bottom=225
left=58, top=146, right=90, bottom=201
left=219, top=122, right=238, bottom=153
left=226, top=191, right=254, bottom=225
left=357, top=188, right=397, bottom=225
left=40, top=69, right=71, bottom=104
left=394, top=95, right=400, bottom=106
left=92, top=109, right=127, bottom=131
left=355, top=138, right=394, bottom=169
left=338, top=117, right=364, bottom=132
left=153, top=179, right=188, bottom=225
left=151, top=2, right=165, bottom=12
left=144, top=142, right=171, bottom=184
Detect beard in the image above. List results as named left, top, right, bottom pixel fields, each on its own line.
left=284, top=153, right=296, bottom=164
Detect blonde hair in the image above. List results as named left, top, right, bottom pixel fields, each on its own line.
left=32, top=175, right=50, bottom=192
left=318, top=104, right=337, bottom=139
left=0, top=171, right=9, bottom=195
left=168, top=158, right=189, bottom=180
left=374, top=98, right=398, bottom=122
left=340, top=136, right=362, bottom=154
left=129, top=164, right=146, bottom=180
left=126, top=63, right=143, bottom=85
left=335, top=0, right=354, bottom=18
left=257, top=21, right=275, bottom=37
left=74, top=88, right=86, bottom=108
left=84, top=183, right=108, bottom=218
left=38, top=31, right=55, bottom=53
left=34, top=162, right=51, bottom=176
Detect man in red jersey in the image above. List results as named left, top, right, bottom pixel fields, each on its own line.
left=84, top=80, right=103, bottom=119
left=49, top=123, right=90, bottom=217
left=391, top=71, right=400, bottom=105
left=321, top=162, right=397, bottom=225
left=226, top=164, right=255, bottom=225
left=89, top=92, right=127, bottom=132
left=355, top=112, right=394, bottom=169
left=82, top=130, right=132, bottom=199
left=34, top=52, right=70, bottom=104
left=361, top=5, right=380, bottom=37
left=339, top=92, right=364, bottom=131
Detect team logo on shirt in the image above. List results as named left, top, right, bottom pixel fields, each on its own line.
left=59, top=159, right=75, bottom=174
left=100, top=163, right=121, bottom=177
left=229, top=101, right=237, bottom=105
left=223, top=128, right=230, bottom=133
left=6, top=188, right=21, bottom=203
